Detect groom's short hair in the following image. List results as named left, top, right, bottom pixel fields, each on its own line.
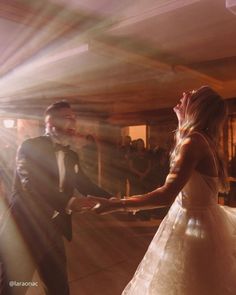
left=44, top=100, right=71, bottom=118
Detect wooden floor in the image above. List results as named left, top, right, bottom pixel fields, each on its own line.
left=26, top=213, right=161, bottom=295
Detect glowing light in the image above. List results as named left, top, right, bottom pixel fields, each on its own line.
left=226, top=0, right=236, bottom=15
left=128, top=125, right=146, bottom=146
left=185, top=217, right=205, bottom=239
left=29, top=43, right=89, bottom=68
left=3, top=119, right=15, bottom=128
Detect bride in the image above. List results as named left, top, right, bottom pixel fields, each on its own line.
left=83, top=86, right=236, bottom=294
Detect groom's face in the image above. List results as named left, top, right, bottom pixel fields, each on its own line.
left=49, top=107, right=76, bottom=138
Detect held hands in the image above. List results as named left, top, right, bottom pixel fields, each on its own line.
left=87, top=196, right=123, bottom=215
left=66, top=196, right=98, bottom=213
left=66, top=196, right=123, bottom=214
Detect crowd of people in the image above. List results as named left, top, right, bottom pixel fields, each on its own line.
left=112, top=136, right=170, bottom=220
left=78, top=134, right=169, bottom=194
left=113, top=135, right=169, bottom=197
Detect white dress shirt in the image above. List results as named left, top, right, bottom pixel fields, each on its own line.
left=55, top=150, right=66, bottom=193
left=48, top=135, right=71, bottom=217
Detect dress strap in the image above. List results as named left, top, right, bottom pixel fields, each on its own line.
left=191, top=131, right=218, bottom=172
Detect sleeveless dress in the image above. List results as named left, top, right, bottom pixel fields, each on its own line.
left=122, top=142, right=236, bottom=294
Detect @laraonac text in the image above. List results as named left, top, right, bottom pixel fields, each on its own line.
left=9, top=281, right=38, bottom=287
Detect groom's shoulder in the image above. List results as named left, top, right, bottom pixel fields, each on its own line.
left=19, top=135, right=51, bottom=150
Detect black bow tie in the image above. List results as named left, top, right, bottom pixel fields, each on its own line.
left=54, top=143, right=70, bottom=153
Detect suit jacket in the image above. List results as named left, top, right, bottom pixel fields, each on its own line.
left=10, top=136, right=111, bottom=249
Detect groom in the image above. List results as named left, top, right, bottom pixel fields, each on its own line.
left=1, top=101, right=111, bottom=295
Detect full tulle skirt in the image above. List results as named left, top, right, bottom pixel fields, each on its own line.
left=122, top=198, right=236, bottom=295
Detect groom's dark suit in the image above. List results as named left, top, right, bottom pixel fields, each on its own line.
left=2, top=135, right=111, bottom=295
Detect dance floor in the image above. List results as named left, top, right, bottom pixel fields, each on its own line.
left=26, top=213, right=161, bottom=295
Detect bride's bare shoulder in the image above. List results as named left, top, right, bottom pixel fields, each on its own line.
left=179, top=132, right=208, bottom=159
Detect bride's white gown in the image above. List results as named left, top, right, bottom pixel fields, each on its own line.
left=123, top=170, right=236, bottom=295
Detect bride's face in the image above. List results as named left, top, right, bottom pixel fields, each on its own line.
left=174, top=90, right=196, bottom=122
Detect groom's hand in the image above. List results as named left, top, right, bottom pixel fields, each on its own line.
left=66, top=196, right=98, bottom=213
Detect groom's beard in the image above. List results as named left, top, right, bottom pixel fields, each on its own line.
left=50, top=127, right=76, bottom=146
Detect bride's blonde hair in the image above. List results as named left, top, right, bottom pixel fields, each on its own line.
left=171, top=86, right=229, bottom=193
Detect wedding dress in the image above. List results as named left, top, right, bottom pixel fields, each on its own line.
left=123, top=149, right=236, bottom=294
